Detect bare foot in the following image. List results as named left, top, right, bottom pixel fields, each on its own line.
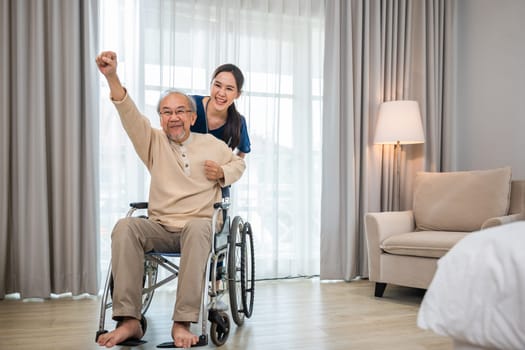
left=97, top=317, right=143, bottom=348
left=172, top=321, right=199, bottom=348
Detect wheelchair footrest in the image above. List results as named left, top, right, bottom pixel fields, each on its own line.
left=95, top=329, right=148, bottom=346
left=157, top=335, right=208, bottom=348
left=117, top=338, right=148, bottom=346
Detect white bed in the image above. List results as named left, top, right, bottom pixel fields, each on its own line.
left=417, top=221, right=525, bottom=350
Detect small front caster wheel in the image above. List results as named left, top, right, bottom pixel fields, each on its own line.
left=210, top=311, right=230, bottom=346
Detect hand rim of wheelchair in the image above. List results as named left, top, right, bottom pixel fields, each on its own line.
left=241, top=221, right=255, bottom=318
left=228, top=216, right=245, bottom=326
left=228, top=216, right=255, bottom=326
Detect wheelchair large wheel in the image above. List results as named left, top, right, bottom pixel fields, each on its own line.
left=209, top=311, right=230, bottom=346
left=228, top=216, right=246, bottom=326
left=241, top=222, right=255, bottom=318
left=141, top=257, right=159, bottom=314
left=108, top=258, right=158, bottom=315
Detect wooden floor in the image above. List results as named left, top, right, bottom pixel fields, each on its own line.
left=0, top=278, right=452, bottom=350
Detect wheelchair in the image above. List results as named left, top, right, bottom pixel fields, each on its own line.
left=95, top=194, right=255, bottom=347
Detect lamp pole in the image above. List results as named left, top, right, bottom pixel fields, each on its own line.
left=394, top=140, right=401, bottom=210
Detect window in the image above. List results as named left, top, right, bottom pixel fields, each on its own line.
left=98, top=0, right=324, bottom=284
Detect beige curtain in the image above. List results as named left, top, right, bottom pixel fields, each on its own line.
left=0, top=0, right=99, bottom=298
left=320, top=0, right=456, bottom=280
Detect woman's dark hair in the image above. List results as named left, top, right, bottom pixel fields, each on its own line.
left=212, top=63, right=244, bottom=150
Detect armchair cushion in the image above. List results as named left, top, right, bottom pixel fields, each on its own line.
left=413, top=167, right=512, bottom=232
left=381, top=231, right=470, bottom=258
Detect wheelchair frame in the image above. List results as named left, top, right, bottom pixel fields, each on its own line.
left=96, top=198, right=255, bottom=348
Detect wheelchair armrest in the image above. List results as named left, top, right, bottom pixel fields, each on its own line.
left=213, top=201, right=230, bottom=210
left=130, top=202, right=148, bottom=209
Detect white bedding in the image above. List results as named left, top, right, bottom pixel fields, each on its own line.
left=417, top=221, right=525, bottom=350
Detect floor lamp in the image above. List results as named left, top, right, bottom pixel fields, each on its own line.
left=374, top=100, right=425, bottom=210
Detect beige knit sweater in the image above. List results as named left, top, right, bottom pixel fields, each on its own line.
left=113, top=93, right=246, bottom=230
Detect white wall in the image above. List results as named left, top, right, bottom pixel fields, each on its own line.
left=457, top=0, right=525, bottom=178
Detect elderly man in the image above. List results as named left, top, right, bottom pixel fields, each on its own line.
left=95, top=51, right=246, bottom=348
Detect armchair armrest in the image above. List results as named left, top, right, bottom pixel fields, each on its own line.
left=481, top=212, right=523, bottom=229
left=365, top=211, right=415, bottom=281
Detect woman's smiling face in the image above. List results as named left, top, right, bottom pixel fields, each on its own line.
left=210, top=71, right=240, bottom=112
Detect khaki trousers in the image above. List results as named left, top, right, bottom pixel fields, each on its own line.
left=110, top=217, right=211, bottom=322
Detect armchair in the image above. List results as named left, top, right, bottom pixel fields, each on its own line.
left=365, top=167, right=524, bottom=297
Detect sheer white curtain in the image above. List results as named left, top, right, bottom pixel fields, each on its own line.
left=98, top=0, right=324, bottom=283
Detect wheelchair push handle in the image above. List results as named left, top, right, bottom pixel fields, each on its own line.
left=130, top=202, right=148, bottom=209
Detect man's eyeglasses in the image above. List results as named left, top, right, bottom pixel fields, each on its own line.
left=159, top=109, right=193, bottom=117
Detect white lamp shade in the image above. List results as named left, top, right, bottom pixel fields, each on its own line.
left=374, top=100, right=425, bottom=144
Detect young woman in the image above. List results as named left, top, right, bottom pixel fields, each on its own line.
left=191, top=65, right=251, bottom=288
left=191, top=64, right=251, bottom=158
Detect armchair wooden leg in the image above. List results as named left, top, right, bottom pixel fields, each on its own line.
left=374, top=282, right=387, bottom=297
